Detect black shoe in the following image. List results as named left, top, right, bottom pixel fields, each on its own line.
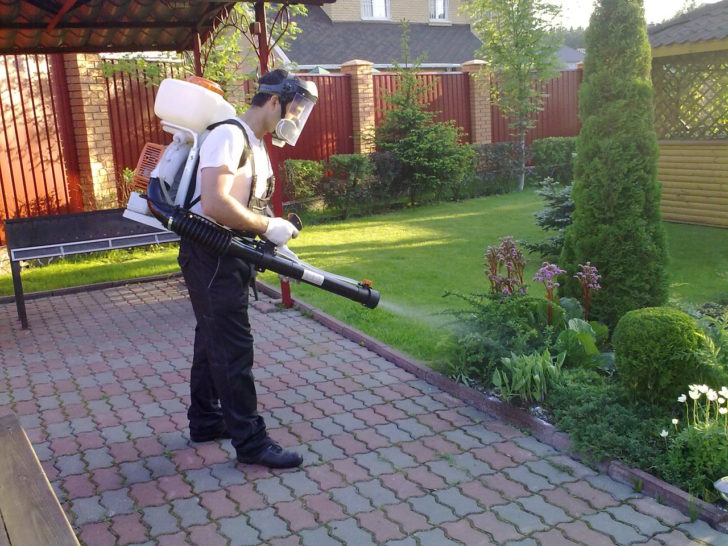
left=190, top=425, right=231, bottom=443
left=237, top=443, right=303, bottom=469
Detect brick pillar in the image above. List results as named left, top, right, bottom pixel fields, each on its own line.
left=461, top=60, right=492, bottom=145
left=340, top=59, right=376, bottom=154
left=64, top=53, right=117, bottom=209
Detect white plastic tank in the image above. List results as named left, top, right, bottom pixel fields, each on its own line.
left=154, top=77, right=236, bottom=134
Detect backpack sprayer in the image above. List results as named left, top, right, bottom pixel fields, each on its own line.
left=123, top=76, right=379, bottom=309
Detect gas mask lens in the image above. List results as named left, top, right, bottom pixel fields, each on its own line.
left=273, top=93, right=315, bottom=147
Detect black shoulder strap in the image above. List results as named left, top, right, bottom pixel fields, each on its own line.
left=184, top=119, right=251, bottom=209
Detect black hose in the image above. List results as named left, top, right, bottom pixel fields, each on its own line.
left=146, top=178, right=379, bottom=309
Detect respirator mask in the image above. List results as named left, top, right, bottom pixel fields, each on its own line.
left=258, top=77, right=318, bottom=147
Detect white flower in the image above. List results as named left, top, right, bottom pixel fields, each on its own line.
left=689, top=390, right=701, bottom=400
left=672, top=418, right=679, bottom=425
left=677, top=394, right=687, bottom=403
left=698, top=385, right=709, bottom=394
left=720, top=386, right=728, bottom=398
left=720, top=398, right=726, bottom=405
left=660, top=429, right=668, bottom=438
left=708, top=389, right=718, bottom=401
left=720, top=408, right=728, bottom=415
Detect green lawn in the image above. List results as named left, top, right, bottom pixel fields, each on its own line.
left=3, top=191, right=727, bottom=365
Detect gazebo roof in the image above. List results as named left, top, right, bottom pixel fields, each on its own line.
left=0, top=0, right=335, bottom=55
left=649, top=0, right=728, bottom=49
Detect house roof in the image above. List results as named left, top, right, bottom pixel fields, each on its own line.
left=0, top=0, right=335, bottom=55
left=558, top=46, right=584, bottom=64
left=648, top=0, right=728, bottom=48
left=286, top=6, right=482, bottom=67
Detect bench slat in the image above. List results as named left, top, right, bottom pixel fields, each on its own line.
left=0, top=414, right=79, bottom=546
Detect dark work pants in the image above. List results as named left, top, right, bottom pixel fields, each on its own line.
left=178, top=238, right=268, bottom=457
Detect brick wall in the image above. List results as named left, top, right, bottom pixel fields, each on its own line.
left=64, top=53, right=117, bottom=210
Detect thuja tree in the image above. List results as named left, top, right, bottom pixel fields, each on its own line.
left=560, top=0, right=668, bottom=330
left=375, top=23, right=474, bottom=205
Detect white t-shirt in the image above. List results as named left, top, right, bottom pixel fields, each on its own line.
left=189, top=119, right=273, bottom=216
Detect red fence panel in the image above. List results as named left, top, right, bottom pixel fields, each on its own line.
left=0, top=54, right=78, bottom=245
left=491, top=68, right=582, bottom=145
left=270, top=73, right=353, bottom=165
left=104, top=61, right=185, bottom=199
left=373, top=72, right=472, bottom=141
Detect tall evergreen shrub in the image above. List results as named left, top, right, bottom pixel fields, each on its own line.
left=560, top=0, right=668, bottom=330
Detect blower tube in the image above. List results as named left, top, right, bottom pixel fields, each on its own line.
left=146, top=178, right=380, bottom=309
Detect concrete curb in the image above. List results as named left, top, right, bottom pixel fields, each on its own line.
left=256, top=280, right=728, bottom=532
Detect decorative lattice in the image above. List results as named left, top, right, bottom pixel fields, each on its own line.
left=652, top=51, right=728, bottom=140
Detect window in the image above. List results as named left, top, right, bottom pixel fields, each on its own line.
left=362, top=0, right=389, bottom=19
left=430, top=0, right=448, bottom=21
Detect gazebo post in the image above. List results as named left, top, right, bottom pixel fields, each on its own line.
left=254, top=0, right=294, bottom=308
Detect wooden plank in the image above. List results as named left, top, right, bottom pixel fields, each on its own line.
left=658, top=173, right=728, bottom=184
left=658, top=167, right=728, bottom=178
left=661, top=207, right=728, bottom=223
left=0, top=414, right=79, bottom=546
left=662, top=188, right=728, bottom=199
left=662, top=199, right=728, bottom=212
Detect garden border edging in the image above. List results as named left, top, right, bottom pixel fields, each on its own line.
left=255, top=281, right=728, bottom=532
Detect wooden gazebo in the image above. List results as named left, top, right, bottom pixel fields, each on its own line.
left=649, top=0, right=728, bottom=228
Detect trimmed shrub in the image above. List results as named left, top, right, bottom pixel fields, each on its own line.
left=531, top=136, right=576, bottom=184
left=319, top=154, right=375, bottom=218
left=282, top=159, right=323, bottom=201
left=613, top=307, right=708, bottom=405
left=469, top=142, right=522, bottom=196
left=560, top=0, right=669, bottom=331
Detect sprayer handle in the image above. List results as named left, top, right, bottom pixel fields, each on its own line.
left=287, top=213, right=303, bottom=231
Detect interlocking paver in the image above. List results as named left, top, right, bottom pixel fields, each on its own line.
left=299, top=526, right=343, bottom=546
left=329, top=517, right=376, bottom=545
left=354, top=478, right=398, bottom=507
left=1, top=281, right=710, bottom=546
left=582, top=511, right=648, bottom=544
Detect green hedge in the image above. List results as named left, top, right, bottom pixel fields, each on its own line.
left=531, top=137, right=576, bottom=184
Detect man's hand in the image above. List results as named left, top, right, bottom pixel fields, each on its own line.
left=263, top=217, right=299, bottom=246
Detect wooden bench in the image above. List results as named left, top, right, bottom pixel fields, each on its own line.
left=4, top=207, right=179, bottom=329
left=0, top=413, right=79, bottom=546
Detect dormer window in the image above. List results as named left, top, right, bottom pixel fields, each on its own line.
left=362, top=0, right=390, bottom=20
left=430, top=0, right=449, bottom=21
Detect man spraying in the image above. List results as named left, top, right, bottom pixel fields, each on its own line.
left=179, top=69, right=317, bottom=468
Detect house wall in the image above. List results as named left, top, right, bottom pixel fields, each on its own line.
left=322, top=0, right=469, bottom=25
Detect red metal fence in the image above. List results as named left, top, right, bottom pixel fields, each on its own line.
left=373, top=72, right=472, bottom=141
left=0, top=54, right=81, bottom=244
left=490, top=68, right=582, bottom=145
left=271, top=73, right=353, bottom=165
left=104, top=60, right=185, bottom=196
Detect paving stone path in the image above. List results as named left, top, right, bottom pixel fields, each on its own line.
left=1, top=278, right=727, bottom=545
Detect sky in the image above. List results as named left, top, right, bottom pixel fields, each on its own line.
left=556, top=0, right=723, bottom=28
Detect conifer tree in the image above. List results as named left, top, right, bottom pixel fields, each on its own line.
left=560, top=0, right=668, bottom=330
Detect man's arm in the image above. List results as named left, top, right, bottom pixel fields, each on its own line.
left=199, top=166, right=298, bottom=245
left=199, top=166, right=269, bottom=234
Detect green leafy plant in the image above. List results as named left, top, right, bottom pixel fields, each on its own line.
left=660, top=385, right=728, bottom=503
left=555, top=318, right=600, bottom=368
left=445, top=292, right=563, bottom=380
left=548, top=368, right=664, bottom=466
left=493, top=349, right=565, bottom=403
